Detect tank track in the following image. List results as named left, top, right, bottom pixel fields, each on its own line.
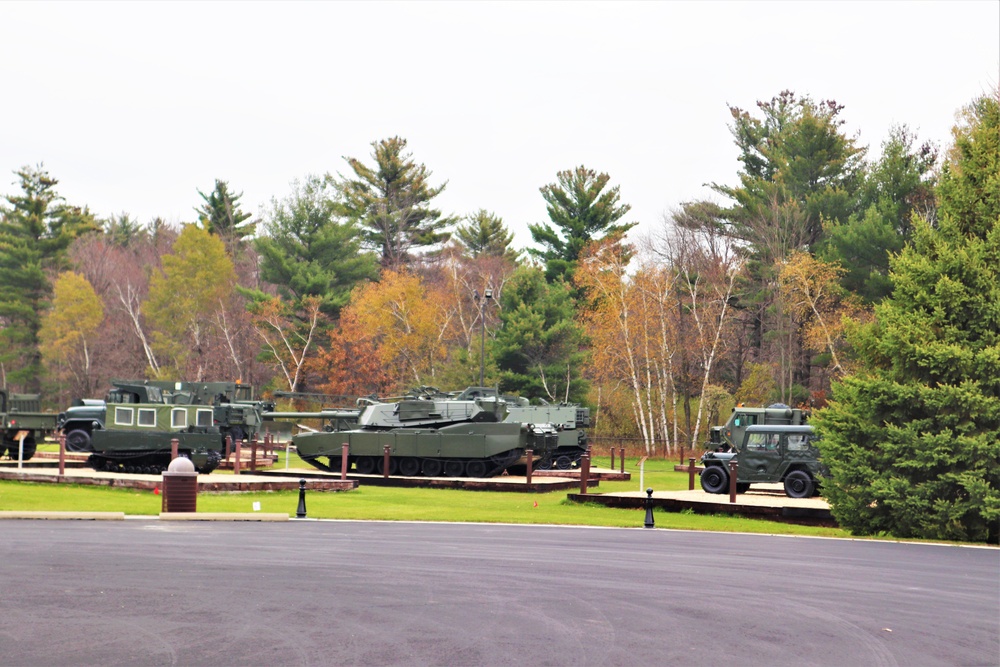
left=88, top=449, right=222, bottom=475
left=300, top=448, right=525, bottom=478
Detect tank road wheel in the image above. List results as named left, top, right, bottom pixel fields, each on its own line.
left=376, top=457, right=398, bottom=476
left=700, top=466, right=729, bottom=494
left=443, top=460, right=466, bottom=477
left=355, top=456, right=377, bottom=475
left=65, top=429, right=92, bottom=452
left=555, top=455, right=573, bottom=470
left=422, top=459, right=443, bottom=477
left=783, top=470, right=814, bottom=498
left=465, top=460, right=489, bottom=478
left=398, top=457, right=421, bottom=477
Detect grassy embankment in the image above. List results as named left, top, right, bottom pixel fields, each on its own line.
left=0, top=448, right=848, bottom=537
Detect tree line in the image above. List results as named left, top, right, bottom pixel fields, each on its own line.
left=2, top=90, right=996, bottom=541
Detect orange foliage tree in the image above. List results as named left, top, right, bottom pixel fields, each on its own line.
left=338, top=270, right=457, bottom=390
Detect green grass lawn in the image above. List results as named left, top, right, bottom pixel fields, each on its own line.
left=0, top=454, right=849, bottom=538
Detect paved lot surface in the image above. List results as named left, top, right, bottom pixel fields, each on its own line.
left=0, top=520, right=996, bottom=666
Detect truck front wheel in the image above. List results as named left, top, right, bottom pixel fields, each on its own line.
left=700, top=466, right=729, bottom=494
left=65, top=429, right=92, bottom=452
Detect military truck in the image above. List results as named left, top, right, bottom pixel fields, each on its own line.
left=707, top=403, right=810, bottom=452
left=700, top=424, right=828, bottom=498
left=1, top=390, right=58, bottom=460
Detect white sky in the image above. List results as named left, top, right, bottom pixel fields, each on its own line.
left=1, top=1, right=998, bottom=251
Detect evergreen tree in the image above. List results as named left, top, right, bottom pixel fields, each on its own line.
left=196, top=179, right=256, bottom=255
left=336, top=137, right=456, bottom=270
left=529, top=166, right=634, bottom=285
left=454, top=209, right=519, bottom=262
left=0, top=165, right=97, bottom=389
left=813, top=94, right=1000, bottom=543
left=713, top=91, right=865, bottom=254
left=821, top=126, right=938, bottom=303
left=254, top=175, right=378, bottom=318
left=493, top=266, right=588, bottom=403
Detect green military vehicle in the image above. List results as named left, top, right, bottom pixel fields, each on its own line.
left=91, top=400, right=225, bottom=474
left=414, top=387, right=590, bottom=470
left=294, top=391, right=559, bottom=478
left=1, top=390, right=58, bottom=461
left=58, top=380, right=274, bottom=453
left=707, top=403, right=810, bottom=452
left=700, top=424, right=828, bottom=498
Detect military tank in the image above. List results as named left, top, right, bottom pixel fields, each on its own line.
left=293, top=392, right=559, bottom=478
left=411, top=387, right=590, bottom=470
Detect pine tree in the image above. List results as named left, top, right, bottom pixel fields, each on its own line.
left=529, top=166, right=634, bottom=285
left=454, top=209, right=519, bottom=262
left=336, top=137, right=456, bottom=270
left=195, top=179, right=256, bottom=255
left=0, top=165, right=97, bottom=389
left=813, top=94, right=1000, bottom=543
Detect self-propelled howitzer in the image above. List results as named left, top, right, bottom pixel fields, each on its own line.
left=293, top=393, right=559, bottom=477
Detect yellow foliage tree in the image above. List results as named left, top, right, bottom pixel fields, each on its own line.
left=143, top=225, right=236, bottom=380
left=348, top=270, right=454, bottom=388
left=39, top=271, right=104, bottom=402
left=777, top=251, right=863, bottom=377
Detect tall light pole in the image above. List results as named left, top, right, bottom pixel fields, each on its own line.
left=475, top=288, right=493, bottom=386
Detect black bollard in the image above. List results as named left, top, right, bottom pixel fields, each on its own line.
left=296, top=479, right=307, bottom=519
left=644, top=487, right=655, bottom=528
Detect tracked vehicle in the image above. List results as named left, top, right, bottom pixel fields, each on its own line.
left=294, top=392, right=559, bottom=478
left=58, top=380, right=274, bottom=455
left=404, top=387, right=590, bottom=470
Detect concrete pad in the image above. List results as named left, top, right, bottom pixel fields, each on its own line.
left=0, top=511, right=125, bottom=520
left=158, top=512, right=289, bottom=521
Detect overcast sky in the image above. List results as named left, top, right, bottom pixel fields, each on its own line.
left=2, top=1, right=997, bottom=251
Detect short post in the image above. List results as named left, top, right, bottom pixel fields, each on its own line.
left=644, top=488, right=655, bottom=528
left=225, top=434, right=232, bottom=460
left=688, top=457, right=697, bottom=490
left=296, top=479, right=307, bottom=518
left=382, top=444, right=391, bottom=478
left=728, top=460, right=738, bottom=503
left=610, top=447, right=616, bottom=471
left=57, top=432, right=65, bottom=475
left=171, top=438, right=179, bottom=462
left=234, top=438, right=242, bottom=475
left=619, top=448, right=625, bottom=474
left=340, top=443, right=349, bottom=480
left=579, top=453, right=591, bottom=494
left=525, top=449, right=533, bottom=485
left=250, top=435, right=258, bottom=473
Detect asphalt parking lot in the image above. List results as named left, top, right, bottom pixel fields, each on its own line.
left=1, top=519, right=996, bottom=666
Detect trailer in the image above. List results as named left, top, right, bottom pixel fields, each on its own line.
left=1, top=390, right=58, bottom=460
